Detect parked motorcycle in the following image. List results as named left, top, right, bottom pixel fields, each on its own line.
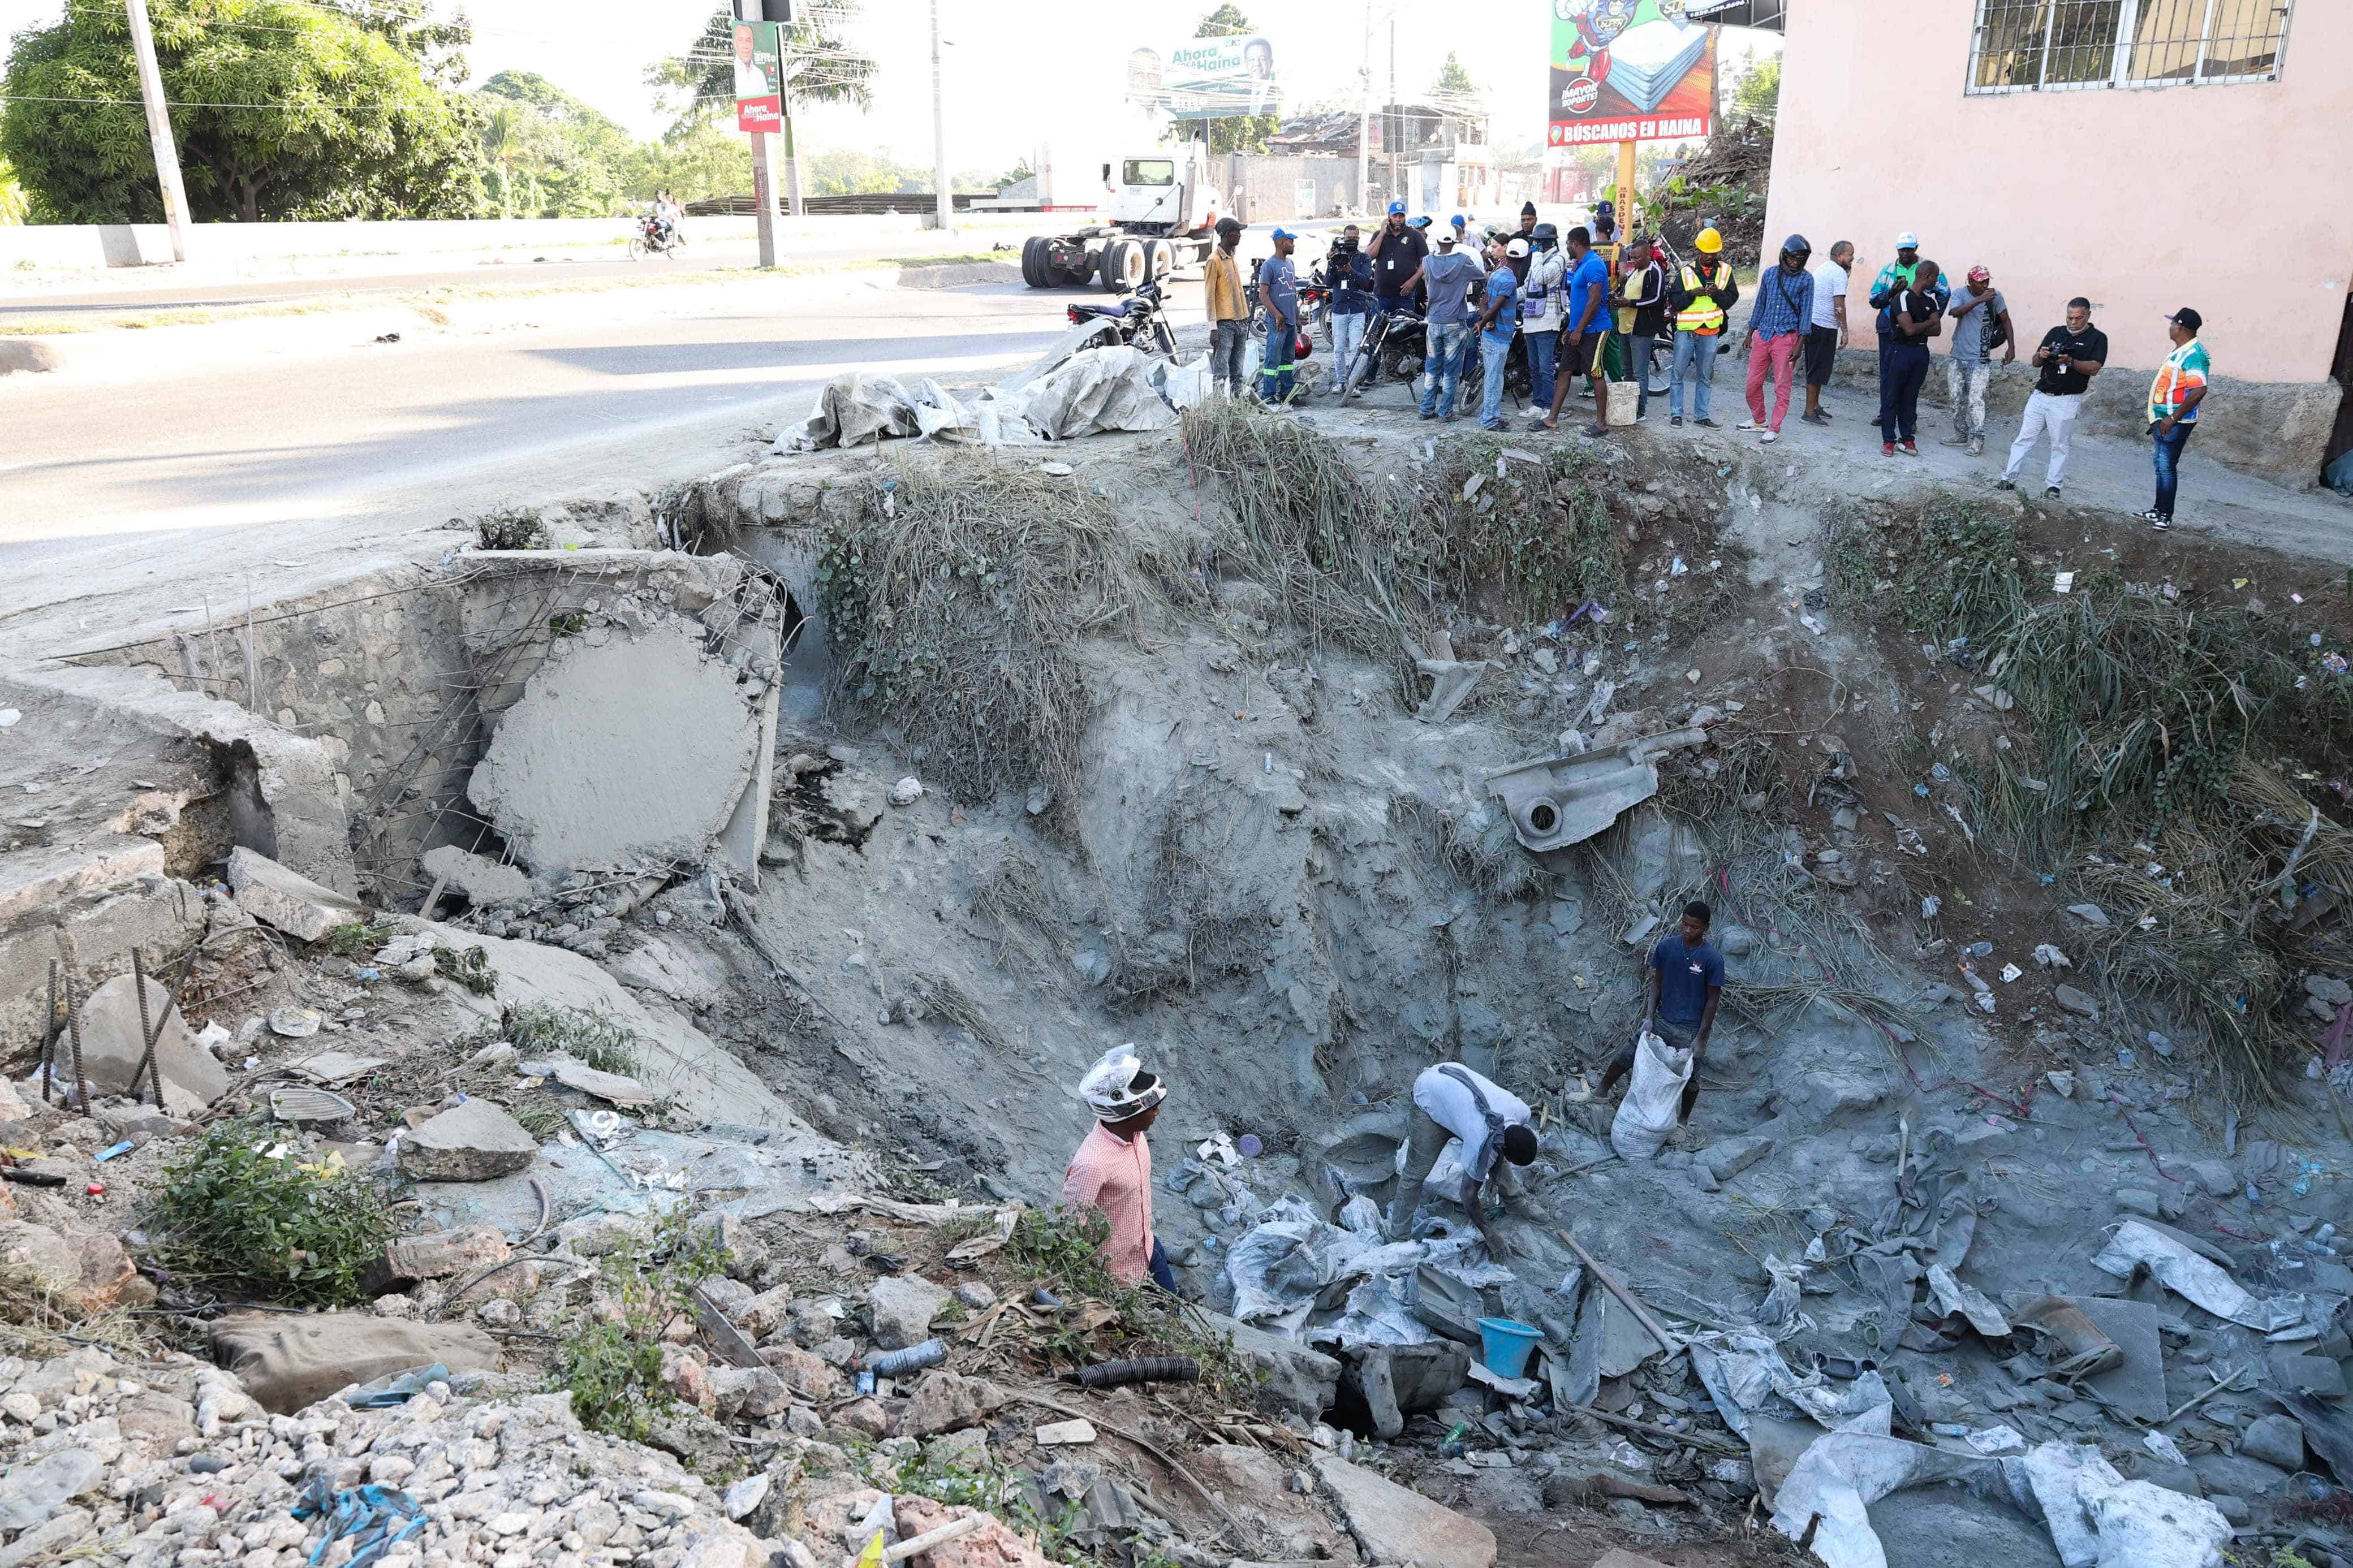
left=1065, top=259, right=1178, bottom=358
left=1340, top=306, right=1430, bottom=400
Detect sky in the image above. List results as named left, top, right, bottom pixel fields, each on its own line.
left=0, top=0, right=1778, bottom=172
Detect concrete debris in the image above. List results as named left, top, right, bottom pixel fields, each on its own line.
left=515, top=1055, right=655, bottom=1106
left=467, top=616, right=765, bottom=878
left=419, top=845, right=535, bottom=906
left=0, top=1222, right=143, bottom=1317
left=2053, top=983, right=2101, bottom=1020
left=58, top=972, right=229, bottom=1111
left=225, top=847, right=368, bottom=945
left=1310, top=1451, right=1496, bottom=1568
left=867, top=1274, right=951, bottom=1350
left=1032, top=1418, right=1096, bottom=1446
left=2239, top=1413, right=2306, bottom=1471
left=395, top=1099, right=540, bottom=1183
left=886, top=776, right=924, bottom=807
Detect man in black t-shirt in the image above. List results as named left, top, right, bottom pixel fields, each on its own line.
left=1998, top=296, right=2108, bottom=498
left=1364, top=200, right=1430, bottom=319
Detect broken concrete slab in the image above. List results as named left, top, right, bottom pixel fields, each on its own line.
left=1193, top=1309, right=1341, bottom=1426
left=516, top=1056, right=656, bottom=1107
left=225, top=847, right=367, bottom=944
left=606, top=934, right=734, bottom=1006
left=210, top=1312, right=502, bottom=1413
left=2239, top=1413, right=2306, bottom=1471
left=467, top=616, right=764, bottom=876
left=396, top=1099, right=538, bottom=1182
left=370, top=1225, right=511, bottom=1290
left=0, top=837, right=167, bottom=927
left=1310, top=1452, right=1496, bottom=1568
left=2069, top=1295, right=2169, bottom=1425
left=419, top=845, right=534, bottom=906
left=0, top=1223, right=144, bottom=1317
left=66, top=973, right=230, bottom=1109
left=2053, top=984, right=2101, bottom=1020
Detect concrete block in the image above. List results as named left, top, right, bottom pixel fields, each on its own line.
left=226, top=847, right=366, bottom=944
left=419, top=846, right=532, bottom=906
left=1311, top=1452, right=1496, bottom=1568
left=396, top=1099, right=538, bottom=1182
left=0, top=839, right=166, bottom=926
left=67, top=973, right=231, bottom=1109
left=466, top=617, right=762, bottom=876
left=62, top=881, right=202, bottom=977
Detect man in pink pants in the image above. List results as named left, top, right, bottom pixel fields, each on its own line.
left=1737, top=235, right=1816, bottom=444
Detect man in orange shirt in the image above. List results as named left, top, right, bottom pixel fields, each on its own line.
left=1061, top=1047, right=1176, bottom=1291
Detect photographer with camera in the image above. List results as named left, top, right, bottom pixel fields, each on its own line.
left=1325, top=226, right=1375, bottom=397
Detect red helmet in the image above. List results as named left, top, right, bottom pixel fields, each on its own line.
left=1295, top=331, right=1314, bottom=360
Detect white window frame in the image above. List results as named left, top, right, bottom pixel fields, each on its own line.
left=1964, top=0, right=2293, bottom=96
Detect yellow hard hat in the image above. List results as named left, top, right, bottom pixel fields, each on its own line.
left=1695, top=227, right=1724, bottom=254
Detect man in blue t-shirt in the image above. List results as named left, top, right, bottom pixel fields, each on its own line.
left=1536, top=226, right=1614, bottom=436
left=1475, top=237, right=1522, bottom=431
left=1598, top=899, right=1725, bottom=1128
left=1256, top=229, right=1300, bottom=405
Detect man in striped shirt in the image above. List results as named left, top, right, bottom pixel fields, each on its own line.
left=2141, top=308, right=2209, bottom=532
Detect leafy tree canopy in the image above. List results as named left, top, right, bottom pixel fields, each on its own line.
left=1192, top=3, right=1273, bottom=155
left=645, top=2, right=877, bottom=140
left=1, top=0, right=484, bottom=223
left=1430, top=51, right=1477, bottom=102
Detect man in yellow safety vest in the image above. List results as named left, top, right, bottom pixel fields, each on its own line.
left=1666, top=227, right=1740, bottom=427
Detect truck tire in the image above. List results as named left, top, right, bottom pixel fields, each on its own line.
left=1147, top=239, right=1174, bottom=283
left=1097, top=241, right=1128, bottom=292
left=1103, top=240, right=1145, bottom=293
left=1020, top=236, right=1053, bottom=289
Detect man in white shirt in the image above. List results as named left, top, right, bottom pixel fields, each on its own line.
left=1386, top=1062, right=1539, bottom=1244
left=1801, top=240, right=1851, bottom=425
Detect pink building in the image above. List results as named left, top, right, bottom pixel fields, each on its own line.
left=1764, top=0, right=2353, bottom=482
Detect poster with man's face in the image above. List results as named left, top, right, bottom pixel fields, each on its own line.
left=734, top=20, right=783, bottom=134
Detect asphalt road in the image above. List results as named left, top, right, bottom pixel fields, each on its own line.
left=0, top=277, right=1149, bottom=660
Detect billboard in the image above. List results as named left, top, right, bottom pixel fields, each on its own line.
left=1127, top=34, right=1282, bottom=120
left=732, top=19, right=783, bottom=135
left=1548, top=1, right=1717, bottom=148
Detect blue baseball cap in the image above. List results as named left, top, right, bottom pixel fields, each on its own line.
left=1450, top=213, right=1467, bottom=228
left=1270, top=227, right=1295, bottom=240
left=1387, top=200, right=1406, bottom=215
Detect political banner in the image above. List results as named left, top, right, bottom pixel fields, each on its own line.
left=1548, top=1, right=1716, bottom=147
left=733, top=19, right=783, bottom=135
left=1128, top=34, right=1282, bottom=120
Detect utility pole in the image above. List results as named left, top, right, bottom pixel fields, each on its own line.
left=930, top=0, right=953, bottom=235
left=737, top=0, right=778, bottom=269
left=123, top=0, right=189, bottom=262
left=1356, top=2, right=1371, bottom=215
left=1386, top=16, right=1397, bottom=208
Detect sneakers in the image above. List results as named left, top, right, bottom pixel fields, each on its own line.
left=1800, top=412, right=1829, bottom=426
left=1941, top=435, right=1971, bottom=447
left=1759, top=428, right=1779, bottom=443
left=1883, top=442, right=1897, bottom=457
left=2044, top=486, right=2062, bottom=499
left=1996, top=479, right=2017, bottom=491
left=1670, top=415, right=1685, bottom=427
left=1901, top=441, right=1920, bottom=456
left=2138, top=509, right=2171, bottom=530
left=1693, top=418, right=1720, bottom=429
left=1737, top=419, right=1761, bottom=431
left=1969, top=439, right=1984, bottom=456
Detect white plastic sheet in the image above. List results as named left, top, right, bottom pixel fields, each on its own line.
left=2023, top=1441, right=2230, bottom=1568
left=1609, top=1029, right=1691, bottom=1161
left=1687, top=1331, right=1891, bottom=1439
left=1003, top=346, right=1180, bottom=439
left=1223, top=1194, right=1514, bottom=1351
left=1768, top=1405, right=1998, bottom=1568
left=2091, top=1219, right=2328, bottom=1332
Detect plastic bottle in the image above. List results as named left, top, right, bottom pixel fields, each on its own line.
left=863, top=1339, right=946, bottom=1377
left=1438, top=1422, right=1470, bottom=1458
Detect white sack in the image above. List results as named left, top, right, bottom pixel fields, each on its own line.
left=1609, top=1029, right=1691, bottom=1161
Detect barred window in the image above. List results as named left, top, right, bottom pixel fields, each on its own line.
left=1968, top=0, right=2292, bottom=94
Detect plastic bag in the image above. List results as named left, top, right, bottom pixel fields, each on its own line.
left=1609, top=1029, right=1692, bottom=1161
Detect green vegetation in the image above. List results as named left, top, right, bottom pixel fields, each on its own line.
left=1006, top=1207, right=1259, bottom=1402
left=553, top=1211, right=727, bottom=1440
left=891, top=1450, right=1089, bottom=1563
left=506, top=1002, right=643, bottom=1078
left=320, top=919, right=395, bottom=958
left=2, top=0, right=485, bottom=223
left=477, top=506, right=547, bottom=551
left=1433, top=442, right=1622, bottom=624
left=1190, top=5, right=1277, bottom=155
left=432, top=943, right=497, bottom=996
left=147, top=1120, right=391, bottom=1306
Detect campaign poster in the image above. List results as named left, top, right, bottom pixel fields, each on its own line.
left=733, top=20, right=784, bottom=135
left=1132, top=34, right=1282, bottom=120
left=1548, top=1, right=1717, bottom=148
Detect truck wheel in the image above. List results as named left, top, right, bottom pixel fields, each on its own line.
left=1097, top=241, right=1128, bottom=292
left=1021, top=236, right=1053, bottom=289
left=1104, top=240, right=1145, bottom=293
left=1147, top=239, right=1174, bottom=283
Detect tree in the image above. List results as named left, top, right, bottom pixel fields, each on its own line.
left=1, top=0, right=485, bottom=223
left=473, top=72, right=631, bottom=218
left=1430, top=52, right=1478, bottom=106
left=0, top=112, right=31, bottom=224
left=619, top=123, right=752, bottom=205
left=1731, top=54, right=1780, bottom=126
left=1191, top=4, right=1276, bottom=157
left=645, top=2, right=878, bottom=206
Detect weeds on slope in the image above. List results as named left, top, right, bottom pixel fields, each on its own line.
left=817, top=462, right=1204, bottom=814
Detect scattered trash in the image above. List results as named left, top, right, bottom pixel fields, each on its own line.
left=1919, top=895, right=1941, bottom=919
left=1999, top=964, right=2022, bottom=983
left=1962, top=1425, right=2024, bottom=1454
left=864, top=1340, right=948, bottom=1377
left=291, top=1476, right=426, bottom=1568
left=1609, top=1029, right=1693, bottom=1162
left=1059, top=1356, right=1199, bottom=1389
left=2033, top=943, right=2072, bottom=969
left=2053, top=571, right=2074, bottom=593
left=93, top=1140, right=135, bottom=1163
left=1963, top=941, right=1994, bottom=958
left=267, top=1007, right=322, bottom=1039
left=2142, top=1429, right=2188, bottom=1466
left=0, top=710, right=18, bottom=728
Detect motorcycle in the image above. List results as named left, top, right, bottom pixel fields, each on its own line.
left=627, top=215, right=685, bottom=261
left=1065, top=259, right=1178, bottom=358
left=1340, top=305, right=1429, bottom=400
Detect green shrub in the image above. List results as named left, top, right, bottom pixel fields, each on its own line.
left=146, top=1121, right=391, bottom=1306
left=552, top=1210, right=726, bottom=1440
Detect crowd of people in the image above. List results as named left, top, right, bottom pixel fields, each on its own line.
left=1206, top=206, right=2212, bottom=530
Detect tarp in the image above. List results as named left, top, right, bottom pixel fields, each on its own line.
left=1223, top=1195, right=1516, bottom=1351
left=1768, top=1405, right=2001, bottom=1568
left=2091, top=1219, right=2338, bottom=1334
left=779, top=348, right=1205, bottom=453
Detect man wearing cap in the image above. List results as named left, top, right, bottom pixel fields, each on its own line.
left=1667, top=226, right=1738, bottom=427
left=1476, top=236, right=1523, bottom=431
left=1386, top=1060, right=1540, bottom=1246
left=1256, top=230, right=1300, bottom=405
left=1536, top=224, right=1613, bottom=436
left=1999, top=297, right=2106, bottom=499
left=1419, top=225, right=1484, bottom=422
left=1738, top=235, right=1815, bottom=443
left=1364, top=201, right=1428, bottom=321
left=1941, top=266, right=2015, bottom=455
left=1516, top=200, right=1539, bottom=245
left=1325, top=224, right=1375, bottom=397
left=2141, top=308, right=2209, bottom=531
left=1519, top=222, right=1566, bottom=417
left=1062, top=1047, right=1176, bottom=1291
left=1204, top=218, right=1250, bottom=398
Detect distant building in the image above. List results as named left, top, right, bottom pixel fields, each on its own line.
left=1766, top=0, right=2352, bottom=483
left=1267, top=103, right=1506, bottom=215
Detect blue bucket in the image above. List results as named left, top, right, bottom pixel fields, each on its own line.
left=1474, top=1316, right=1545, bottom=1380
